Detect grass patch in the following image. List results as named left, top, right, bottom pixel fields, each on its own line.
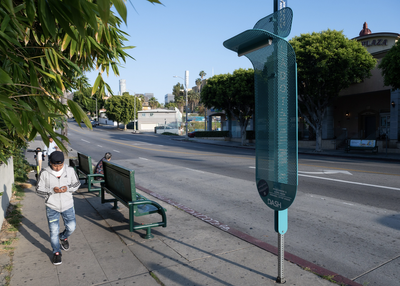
left=1, top=238, right=16, bottom=246
left=13, top=184, right=25, bottom=200
left=5, top=275, right=11, bottom=285
left=303, top=267, right=346, bottom=286
left=4, top=264, right=12, bottom=272
left=5, top=204, right=22, bottom=232
left=150, top=271, right=165, bottom=286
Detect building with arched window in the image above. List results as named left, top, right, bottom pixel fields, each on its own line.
left=325, top=23, right=400, bottom=149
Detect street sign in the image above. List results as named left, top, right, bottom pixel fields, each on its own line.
left=223, top=2, right=297, bottom=283
left=223, top=8, right=298, bottom=212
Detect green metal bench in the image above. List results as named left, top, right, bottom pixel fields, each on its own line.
left=73, top=152, right=104, bottom=195
left=100, top=161, right=167, bottom=239
left=345, top=139, right=378, bottom=153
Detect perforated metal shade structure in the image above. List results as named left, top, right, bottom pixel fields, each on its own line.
left=223, top=7, right=298, bottom=211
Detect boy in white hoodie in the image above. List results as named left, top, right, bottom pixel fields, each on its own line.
left=36, top=151, right=81, bottom=265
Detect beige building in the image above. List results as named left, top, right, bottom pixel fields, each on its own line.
left=137, top=108, right=182, bottom=131
left=329, top=23, right=400, bottom=146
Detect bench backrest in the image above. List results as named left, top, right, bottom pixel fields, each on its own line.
left=103, top=161, right=135, bottom=202
left=78, top=152, right=93, bottom=174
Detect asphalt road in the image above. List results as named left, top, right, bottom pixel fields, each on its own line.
left=65, top=122, right=400, bottom=286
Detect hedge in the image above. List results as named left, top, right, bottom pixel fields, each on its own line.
left=193, top=130, right=255, bottom=139
left=194, top=131, right=229, bottom=137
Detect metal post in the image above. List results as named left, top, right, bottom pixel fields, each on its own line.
left=205, top=109, right=207, bottom=131
left=185, top=87, right=188, bottom=138
left=385, top=116, right=388, bottom=155
left=185, top=70, right=189, bottom=139
left=173, top=72, right=189, bottom=138
left=274, top=1, right=287, bottom=283
left=276, top=233, right=286, bottom=283
left=134, top=94, right=136, bottom=132
left=96, top=97, right=98, bottom=123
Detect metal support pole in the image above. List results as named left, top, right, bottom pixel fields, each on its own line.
left=185, top=70, right=189, bottom=139
left=134, top=94, right=136, bottom=132
left=386, top=118, right=388, bottom=155
left=276, top=233, right=286, bottom=283
left=185, top=88, right=188, bottom=138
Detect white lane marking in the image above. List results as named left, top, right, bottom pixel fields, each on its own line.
left=113, top=150, right=120, bottom=153
left=249, top=166, right=255, bottom=169
left=81, top=139, right=90, bottom=143
left=343, top=202, right=354, bottom=206
left=132, top=143, right=154, bottom=146
left=185, top=168, right=205, bottom=174
left=299, top=170, right=352, bottom=175
left=299, top=174, right=400, bottom=191
left=97, top=145, right=102, bottom=147
left=139, top=157, right=149, bottom=161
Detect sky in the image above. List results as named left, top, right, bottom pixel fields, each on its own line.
left=85, top=0, right=400, bottom=104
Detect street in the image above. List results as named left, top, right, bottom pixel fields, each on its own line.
left=64, top=121, right=400, bottom=286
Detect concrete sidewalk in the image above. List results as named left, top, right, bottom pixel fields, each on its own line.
left=11, top=175, right=340, bottom=286
left=9, top=174, right=342, bottom=286
left=6, top=143, right=348, bottom=286
left=5, top=137, right=367, bottom=286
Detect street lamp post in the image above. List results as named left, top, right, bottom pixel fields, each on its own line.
left=173, top=71, right=189, bottom=139
left=127, top=89, right=137, bottom=132
left=134, top=93, right=136, bottom=132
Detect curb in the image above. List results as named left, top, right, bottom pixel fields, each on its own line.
left=173, top=138, right=400, bottom=162
left=136, top=184, right=363, bottom=286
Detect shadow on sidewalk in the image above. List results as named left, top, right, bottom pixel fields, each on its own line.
left=121, top=232, right=277, bottom=284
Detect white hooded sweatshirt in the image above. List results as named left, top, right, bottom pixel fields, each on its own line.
left=36, top=165, right=81, bottom=212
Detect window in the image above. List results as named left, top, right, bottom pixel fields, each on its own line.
left=150, top=113, right=154, bottom=116
left=142, top=113, right=145, bottom=117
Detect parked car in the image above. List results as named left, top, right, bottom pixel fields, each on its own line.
left=188, top=131, right=196, bottom=138
left=90, top=120, right=99, bottom=127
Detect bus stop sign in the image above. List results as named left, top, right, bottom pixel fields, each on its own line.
left=223, top=7, right=298, bottom=211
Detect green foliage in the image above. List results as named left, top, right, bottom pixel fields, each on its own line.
left=187, top=90, right=200, bottom=112
left=201, top=68, right=255, bottom=144
left=194, top=131, right=229, bottom=137
left=10, top=144, right=31, bottom=183
left=290, top=30, right=376, bottom=102
left=161, top=132, right=179, bottom=136
left=0, top=0, right=162, bottom=164
left=172, top=82, right=185, bottom=112
left=149, top=97, right=159, bottom=109
left=201, top=69, right=254, bottom=120
left=379, top=40, right=400, bottom=90
left=165, top=102, right=177, bottom=109
left=73, top=87, right=106, bottom=116
left=199, top=71, right=207, bottom=80
left=289, top=29, right=376, bottom=151
left=105, top=94, right=141, bottom=125
left=6, top=185, right=24, bottom=232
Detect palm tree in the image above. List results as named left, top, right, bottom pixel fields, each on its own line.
left=195, top=78, right=202, bottom=93
left=199, top=71, right=206, bottom=80
left=199, top=71, right=207, bottom=130
left=187, top=90, right=200, bottom=112
left=175, top=96, right=185, bottom=113
left=149, top=97, right=159, bottom=109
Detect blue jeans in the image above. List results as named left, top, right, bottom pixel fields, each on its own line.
left=46, top=206, right=76, bottom=254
